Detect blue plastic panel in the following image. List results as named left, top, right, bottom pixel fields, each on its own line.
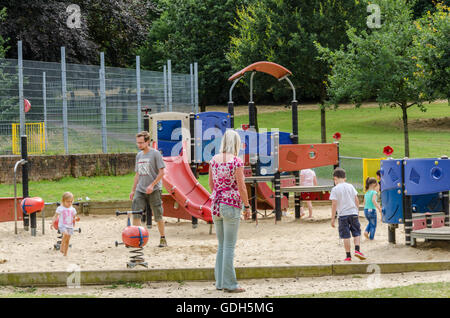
left=381, top=188, right=403, bottom=224
left=404, top=159, right=450, bottom=195
left=411, top=193, right=443, bottom=213
left=158, top=140, right=182, bottom=157
left=380, top=159, right=403, bottom=191
left=194, top=112, right=231, bottom=163
left=157, top=120, right=182, bottom=141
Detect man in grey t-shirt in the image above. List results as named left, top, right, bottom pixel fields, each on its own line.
left=130, top=131, right=167, bottom=247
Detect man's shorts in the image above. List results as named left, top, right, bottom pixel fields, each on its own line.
left=58, top=225, right=74, bottom=236
left=132, top=190, right=164, bottom=222
left=338, top=215, right=361, bottom=239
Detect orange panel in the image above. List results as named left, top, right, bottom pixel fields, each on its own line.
left=279, top=144, right=338, bottom=172
left=228, top=61, right=292, bottom=81
left=0, top=197, right=24, bottom=222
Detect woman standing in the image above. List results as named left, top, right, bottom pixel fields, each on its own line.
left=209, top=129, right=251, bottom=293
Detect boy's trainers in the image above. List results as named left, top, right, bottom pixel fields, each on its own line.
left=354, top=250, right=366, bottom=260
left=344, top=257, right=352, bottom=262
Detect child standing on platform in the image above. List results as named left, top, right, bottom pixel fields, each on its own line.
left=330, top=168, right=366, bottom=262
left=300, top=168, right=318, bottom=218
left=363, top=177, right=382, bottom=240
left=51, top=192, right=77, bottom=256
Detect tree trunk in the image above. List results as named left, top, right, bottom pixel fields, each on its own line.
left=320, top=103, right=326, bottom=143
left=401, top=104, right=410, bottom=158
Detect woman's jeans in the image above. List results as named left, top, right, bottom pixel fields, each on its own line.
left=212, top=204, right=241, bottom=290
left=364, top=209, right=377, bottom=240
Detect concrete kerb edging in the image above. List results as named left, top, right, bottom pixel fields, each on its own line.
left=1, top=261, right=449, bottom=287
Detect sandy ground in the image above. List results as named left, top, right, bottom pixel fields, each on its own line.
left=1, top=205, right=449, bottom=297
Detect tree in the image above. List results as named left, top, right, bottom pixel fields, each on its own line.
left=137, top=0, right=251, bottom=108
left=0, top=7, right=16, bottom=125
left=412, top=2, right=450, bottom=103
left=227, top=0, right=367, bottom=142
left=316, top=0, right=444, bottom=157
left=0, top=0, right=157, bottom=66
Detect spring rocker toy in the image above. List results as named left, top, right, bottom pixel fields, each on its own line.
left=115, top=209, right=149, bottom=268
left=50, top=202, right=81, bottom=251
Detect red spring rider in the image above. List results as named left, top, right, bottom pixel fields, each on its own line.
left=115, top=209, right=149, bottom=268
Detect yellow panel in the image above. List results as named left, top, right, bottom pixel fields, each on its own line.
left=363, top=158, right=385, bottom=191
left=11, top=122, right=45, bottom=155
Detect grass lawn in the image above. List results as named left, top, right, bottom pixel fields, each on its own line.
left=0, top=101, right=448, bottom=200
left=280, top=281, right=450, bottom=298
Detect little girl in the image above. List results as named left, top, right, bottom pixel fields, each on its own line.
left=300, top=168, right=318, bottom=218
left=51, top=192, right=77, bottom=256
left=363, top=178, right=382, bottom=240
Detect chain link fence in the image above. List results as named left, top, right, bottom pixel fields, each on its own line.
left=0, top=43, right=198, bottom=155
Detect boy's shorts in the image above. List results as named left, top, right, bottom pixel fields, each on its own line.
left=58, top=226, right=74, bottom=236
left=338, top=215, right=361, bottom=239
left=132, top=190, right=164, bottom=222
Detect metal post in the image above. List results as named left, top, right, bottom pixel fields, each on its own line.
left=190, top=63, right=194, bottom=113
left=18, top=41, right=25, bottom=137
left=42, top=72, right=48, bottom=150
left=100, top=52, right=107, bottom=153
left=291, top=100, right=301, bottom=219
left=21, top=135, right=34, bottom=235
left=167, top=60, right=173, bottom=112
left=227, top=101, right=234, bottom=128
left=334, top=142, right=341, bottom=169
left=194, top=62, right=199, bottom=113
left=402, top=160, right=412, bottom=246
left=14, top=159, right=26, bottom=234
left=274, top=172, right=282, bottom=221
left=163, top=65, right=168, bottom=112
left=441, top=156, right=449, bottom=227
left=61, top=47, right=69, bottom=154
left=136, top=56, right=142, bottom=132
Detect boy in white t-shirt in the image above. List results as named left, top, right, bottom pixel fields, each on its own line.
left=330, top=168, right=366, bottom=261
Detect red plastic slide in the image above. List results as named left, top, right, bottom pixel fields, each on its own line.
left=162, top=154, right=213, bottom=223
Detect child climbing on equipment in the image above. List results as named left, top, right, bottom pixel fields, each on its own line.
left=300, top=168, right=318, bottom=218
left=330, top=168, right=366, bottom=262
left=363, top=177, right=382, bottom=240
left=50, top=192, right=77, bottom=256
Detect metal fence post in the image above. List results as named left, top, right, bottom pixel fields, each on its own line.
left=194, top=62, right=199, bottom=113
left=18, top=41, right=25, bottom=137
left=163, top=65, right=168, bottom=112
left=61, top=46, right=69, bottom=154
left=42, top=72, right=48, bottom=150
left=167, top=60, right=173, bottom=112
left=136, top=55, right=142, bottom=132
left=190, top=63, right=194, bottom=113
left=100, top=52, right=107, bottom=153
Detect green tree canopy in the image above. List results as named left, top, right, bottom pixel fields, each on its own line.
left=227, top=0, right=367, bottom=104
left=0, top=0, right=156, bottom=66
left=137, top=0, right=251, bottom=107
left=315, top=0, right=447, bottom=157
left=412, top=2, right=450, bottom=102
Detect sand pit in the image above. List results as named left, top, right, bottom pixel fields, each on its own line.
left=1, top=205, right=449, bottom=274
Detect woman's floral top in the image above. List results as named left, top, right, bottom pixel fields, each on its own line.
left=210, top=156, right=243, bottom=217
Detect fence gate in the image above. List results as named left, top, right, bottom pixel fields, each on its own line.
left=12, top=122, right=46, bottom=155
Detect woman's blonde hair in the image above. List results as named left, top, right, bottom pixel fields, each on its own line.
left=219, top=129, right=241, bottom=156
left=62, top=192, right=74, bottom=204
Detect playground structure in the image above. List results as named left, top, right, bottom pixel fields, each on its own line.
left=142, top=61, right=341, bottom=225
left=380, top=157, right=450, bottom=246
left=227, top=61, right=339, bottom=221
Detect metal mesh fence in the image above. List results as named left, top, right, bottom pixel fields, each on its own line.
left=314, top=156, right=364, bottom=191
left=0, top=55, right=196, bottom=155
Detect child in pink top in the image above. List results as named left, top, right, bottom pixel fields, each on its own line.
left=300, top=169, right=318, bottom=218
left=51, top=192, right=77, bottom=256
